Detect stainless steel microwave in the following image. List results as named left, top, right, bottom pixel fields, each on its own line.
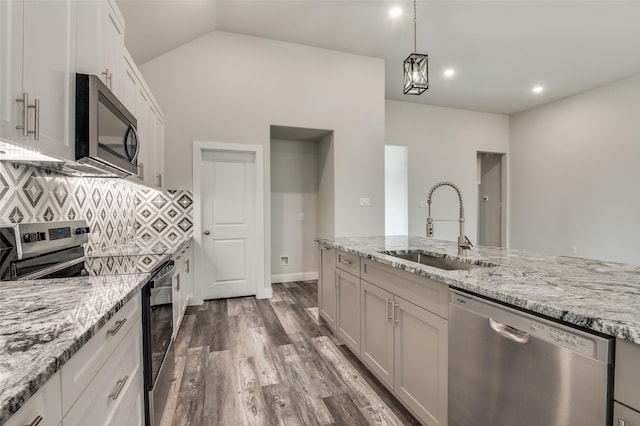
left=75, top=73, right=139, bottom=177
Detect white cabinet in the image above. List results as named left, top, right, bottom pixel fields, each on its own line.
left=360, top=279, right=448, bottom=425
left=319, top=246, right=337, bottom=331
left=173, top=243, right=192, bottom=336
left=61, top=293, right=144, bottom=425
left=615, top=402, right=640, bottom=426
left=335, top=269, right=361, bottom=355
left=0, top=0, right=75, bottom=160
left=3, top=372, right=61, bottom=426
left=76, top=0, right=124, bottom=98
left=121, top=53, right=138, bottom=116
left=63, top=321, right=144, bottom=426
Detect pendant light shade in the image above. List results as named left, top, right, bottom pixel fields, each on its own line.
left=403, top=53, right=429, bottom=95
left=403, top=0, right=429, bottom=95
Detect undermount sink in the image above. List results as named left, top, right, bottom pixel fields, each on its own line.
left=380, top=250, right=484, bottom=271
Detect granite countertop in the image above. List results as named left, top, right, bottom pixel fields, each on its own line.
left=0, top=235, right=192, bottom=424
left=318, top=236, right=640, bottom=345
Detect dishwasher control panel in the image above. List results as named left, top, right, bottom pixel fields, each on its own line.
left=529, top=321, right=595, bottom=357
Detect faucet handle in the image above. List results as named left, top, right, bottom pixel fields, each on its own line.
left=460, top=235, right=474, bottom=250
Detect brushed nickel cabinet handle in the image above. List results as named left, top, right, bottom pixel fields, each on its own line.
left=185, top=260, right=189, bottom=274
left=108, top=375, right=129, bottom=400
left=138, top=162, right=144, bottom=180
left=393, top=303, right=399, bottom=325
left=26, top=415, right=43, bottom=426
left=339, top=258, right=352, bottom=265
left=335, top=271, right=339, bottom=286
left=33, top=98, right=39, bottom=140
left=106, top=318, right=127, bottom=336
left=102, top=68, right=110, bottom=86
left=156, top=174, right=162, bottom=187
left=15, top=92, right=28, bottom=136
left=618, top=419, right=625, bottom=426
left=386, top=298, right=392, bottom=321
left=176, top=274, right=180, bottom=292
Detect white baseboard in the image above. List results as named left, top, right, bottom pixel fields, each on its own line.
left=271, top=271, right=318, bottom=284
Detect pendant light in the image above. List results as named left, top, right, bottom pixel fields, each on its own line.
left=403, top=0, right=429, bottom=95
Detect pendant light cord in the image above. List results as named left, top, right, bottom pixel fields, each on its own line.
left=413, top=0, right=417, bottom=53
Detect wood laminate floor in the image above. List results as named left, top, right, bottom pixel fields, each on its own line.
left=160, top=281, right=421, bottom=426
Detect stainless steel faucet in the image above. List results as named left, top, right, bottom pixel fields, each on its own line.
left=426, top=181, right=473, bottom=256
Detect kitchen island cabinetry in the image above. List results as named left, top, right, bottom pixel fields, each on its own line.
left=360, top=258, right=448, bottom=426
left=319, top=245, right=337, bottom=331
left=335, top=268, right=361, bottom=355
left=3, top=372, right=61, bottom=426
left=615, top=339, right=640, bottom=424
left=0, top=0, right=76, bottom=160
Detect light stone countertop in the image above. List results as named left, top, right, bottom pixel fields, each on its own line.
left=318, top=236, right=640, bottom=345
left=0, top=236, right=193, bottom=424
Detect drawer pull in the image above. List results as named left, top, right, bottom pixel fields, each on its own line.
left=108, top=375, right=129, bottom=400
left=618, top=420, right=625, bottom=426
left=107, top=318, right=127, bottom=336
left=26, top=416, right=43, bottom=426
left=386, top=298, right=392, bottom=321
left=340, top=258, right=352, bottom=265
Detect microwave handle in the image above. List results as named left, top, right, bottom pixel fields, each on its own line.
left=124, top=125, right=140, bottom=162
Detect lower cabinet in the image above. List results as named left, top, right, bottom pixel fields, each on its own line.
left=63, top=322, right=144, bottom=425
left=173, top=243, right=192, bottom=337
left=319, top=245, right=337, bottom=331
left=336, top=269, right=361, bottom=354
left=4, top=372, right=61, bottom=426
left=361, top=280, right=448, bottom=425
left=615, top=402, right=640, bottom=426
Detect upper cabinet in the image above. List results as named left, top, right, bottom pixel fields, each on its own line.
left=76, top=0, right=124, bottom=98
left=0, top=0, right=76, bottom=160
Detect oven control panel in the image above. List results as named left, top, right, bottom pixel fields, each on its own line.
left=15, top=220, right=90, bottom=259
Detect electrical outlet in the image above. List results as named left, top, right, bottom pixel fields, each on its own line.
left=571, top=246, right=578, bottom=254
left=280, top=256, right=290, bottom=266
left=359, top=197, right=370, bottom=207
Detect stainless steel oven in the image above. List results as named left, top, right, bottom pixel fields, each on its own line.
left=142, top=260, right=175, bottom=426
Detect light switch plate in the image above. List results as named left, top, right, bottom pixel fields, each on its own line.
left=359, top=197, right=370, bottom=207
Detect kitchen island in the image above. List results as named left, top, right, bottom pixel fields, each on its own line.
left=0, top=236, right=192, bottom=424
left=318, top=235, right=640, bottom=425
left=319, top=235, right=640, bottom=343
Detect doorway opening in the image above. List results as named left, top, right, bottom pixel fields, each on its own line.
left=385, top=145, right=408, bottom=235
left=270, top=125, right=334, bottom=284
left=477, top=152, right=506, bottom=247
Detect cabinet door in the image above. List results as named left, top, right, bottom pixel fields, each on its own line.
left=615, top=402, right=640, bottom=426
left=319, top=246, right=337, bottom=330
left=22, top=0, right=75, bottom=159
left=100, top=0, right=123, bottom=98
left=172, top=271, right=182, bottom=337
left=0, top=0, right=24, bottom=144
left=360, top=280, right=394, bottom=388
left=336, top=270, right=360, bottom=355
left=154, top=114, right=165, bottom=188
left=121, top=55, right=137, bottom=116
left=135, top=87, right=150, bottom=182
left=394, top=297, right=448, bottom=426
left=4, top=372, right=61, bottom=426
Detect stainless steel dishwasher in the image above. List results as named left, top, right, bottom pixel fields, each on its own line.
left=449, top=290, right=613, bottom=426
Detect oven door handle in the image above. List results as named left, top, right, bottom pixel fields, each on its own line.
left=151, top=263, right=175, bottom=288
left=17, top=257, right=86, bottom=281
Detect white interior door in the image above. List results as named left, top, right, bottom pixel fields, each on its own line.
left=201, top=150, right=257, bottom=299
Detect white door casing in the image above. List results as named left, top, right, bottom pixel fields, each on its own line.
left=192, top=141, right=267, bottom=303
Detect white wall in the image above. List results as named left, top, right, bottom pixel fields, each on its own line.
left=385, top=145, right=408, bottom=235
left=140, top=31, right=385, bottom=238
left=271, top=139, right=319, bottom=282
left=510, top=74, right=640, bottom=264
left=140, top=31, right=385, bottom=298
left=385, top=100, right=510, bottom=244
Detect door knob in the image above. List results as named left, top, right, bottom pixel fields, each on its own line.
left=204, top=230, right=210, bottom=235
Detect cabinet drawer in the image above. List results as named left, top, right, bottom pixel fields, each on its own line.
left=4, top=372, right=61, bottom=426
left=336, top=250, right=360, bottom=277
left=614, top=402, right=640, bottom=426
left=64, top=321, right=144, bottom=425
left=61, top=292, right=141, bottom=414
left=361, top=259, right=449, bottom=319
left=616, top=339, right=640, bottom=410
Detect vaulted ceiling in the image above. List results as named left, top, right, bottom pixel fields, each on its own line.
left=116, top=1, right=640, bottom=114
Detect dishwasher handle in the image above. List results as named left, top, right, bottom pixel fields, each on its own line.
left=489, top=318, right=530, bottom=344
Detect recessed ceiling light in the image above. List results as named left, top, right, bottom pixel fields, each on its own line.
left=532, top=86, right=544, bottom=94
left=444, top=68, right=455, bottom=77
left=389, top=7, right=402, bottom=17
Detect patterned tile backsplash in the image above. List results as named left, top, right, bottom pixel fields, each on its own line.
left=0, top=162, right=193, bottom=253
